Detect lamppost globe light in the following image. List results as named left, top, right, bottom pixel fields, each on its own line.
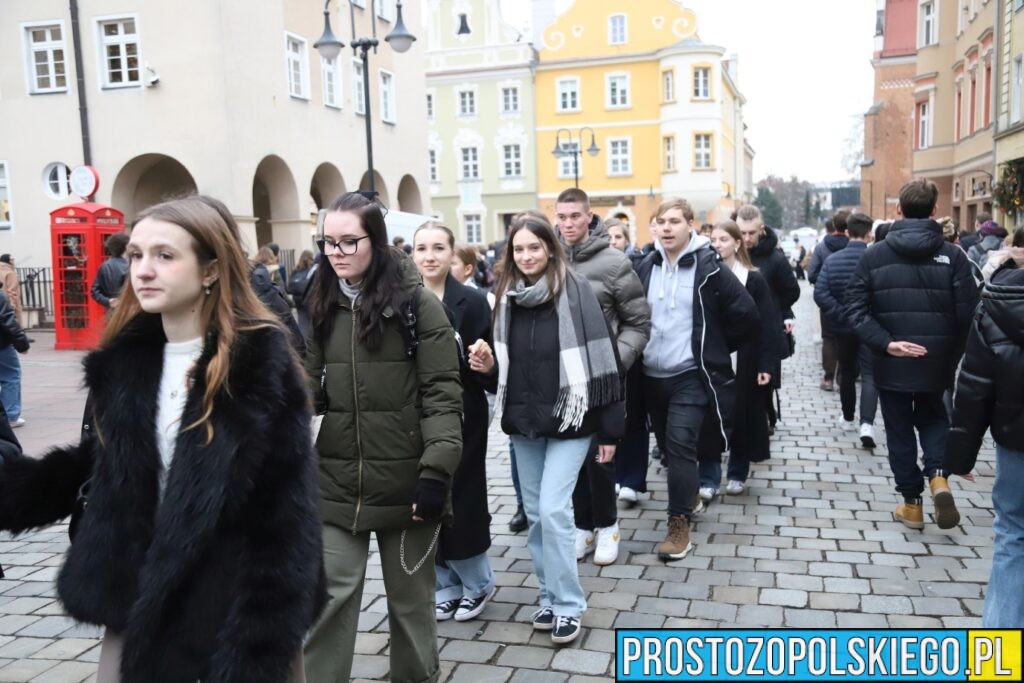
left=586, top=141, right=600, bottom=157
left=314, top=2, right=344, bottom=60
left=385, top=1, right=417, bottom=53
left=551, top=143, right=564, bottom=158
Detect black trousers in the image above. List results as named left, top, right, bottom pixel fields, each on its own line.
left=572, top=439, right=618, bottom=531
left=835, top=333, right=861, bottom=421
left=643, top=370, right=708, bottom=518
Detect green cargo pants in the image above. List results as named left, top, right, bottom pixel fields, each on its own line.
left=304, top=522, right=440, bottom=683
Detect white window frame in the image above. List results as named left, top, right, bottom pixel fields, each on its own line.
left=458, top=89, right=476, bottom=117
left=501, top=144, right=523, bottom=178
left=693, top=66, right=711, bottom=99
left=556, top=142, right=580, bottom=179
left=662, top=69, right=675, bottom=102
left=501, top=86, right=520, bottom=114
left=0, top=161, right=13, bottom=231
left=95, top=15, right=142, bottom=89
left=22, top=21, right=68, bottom=94
left=919, top=0, right=938, bottom=47
left=352, top=58, right=366, bottom=115
left=918, top=101, right=931, bottom=148
left=608, top=14, right=627, bottom=45
left=322, top=57, right=342, bottom=109
left=428, top=150, right=438, bottom=183
left=694, top=133, right=713, bottom=169
left=351, top=0, right=365, bottom=7
left=606, top=72, right=631, bottom=109
left=284, top=32, right=310, bottom=100
left=663, top=136, right=676, bottom=172
left=1013, top=56, right=1022, bottom=123
left=557, top=77, right=580, bottom=113
left=460, top=147, right=480, bottom=181
left=464, top=214, right=482, bottom=244
left=426, top=92, right=434, bottom=120
left=376, top=0, right=393, bottom=22
left=43, top=162, right=71, bottom=200
left=607, top=137, right=632, bottom=177
left=379, top=69, right=396, bottom=123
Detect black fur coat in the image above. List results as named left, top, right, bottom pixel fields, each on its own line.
left=0, top=314, right=325, bottom=682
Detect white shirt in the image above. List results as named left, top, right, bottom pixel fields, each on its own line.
left=155, top=337, right=203, bottom=492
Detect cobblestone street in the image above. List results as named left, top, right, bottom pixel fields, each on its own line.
left=0, top=280, right=996, bottom=682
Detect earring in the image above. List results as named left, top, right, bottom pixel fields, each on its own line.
left=204, top=286, right=211, bottom=296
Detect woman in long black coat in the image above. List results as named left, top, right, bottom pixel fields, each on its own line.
left=698, top=221, right=783, bottom=500
left=412, top=223, right=499, bottom=622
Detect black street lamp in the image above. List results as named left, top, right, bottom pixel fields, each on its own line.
left=315, top=0, right=416, bottom=199
left=551, top=127, right=599, bottom=189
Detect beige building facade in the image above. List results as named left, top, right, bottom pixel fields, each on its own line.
left=911, top=0, right=995, bottom=225
left=0, top=0, right=430, bottom=268
left=993, top=0, right=1024, bottom=227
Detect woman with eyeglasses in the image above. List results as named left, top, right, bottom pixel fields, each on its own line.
left=302, top=193, right=463, bottom=683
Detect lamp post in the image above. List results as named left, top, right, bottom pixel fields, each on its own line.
left=551, top=127, right=599, bottom=189
left=315, top=0, right=416, bottom=200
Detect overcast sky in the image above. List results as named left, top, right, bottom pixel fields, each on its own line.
left=498, top=0, right=876, bottom=184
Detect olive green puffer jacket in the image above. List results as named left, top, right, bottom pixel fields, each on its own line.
left=306, top=254, right=463, bottom=533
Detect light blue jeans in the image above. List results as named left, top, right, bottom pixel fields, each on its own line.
left=984, top=444, right=1024, bottom=628
left=698, top=458, right=751, bottom=488
left=0, top=346, right=22, bottom=421
left=510, top=434, right=590, bottom=618
left=435, top=552, right=496, bottom=603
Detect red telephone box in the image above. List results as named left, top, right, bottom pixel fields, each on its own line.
left=49, top=202, right=125, bottom=350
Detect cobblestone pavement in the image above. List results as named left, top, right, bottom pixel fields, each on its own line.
left=0, top=281, right=996, bottom=682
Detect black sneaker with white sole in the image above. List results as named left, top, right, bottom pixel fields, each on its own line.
left=531, top=606, right=554, bottom=630
left=551, top=615, right=582, bottom=645
left=454, top=586, right=496, bottom=622
left=436, top=598, right=459, bottom=621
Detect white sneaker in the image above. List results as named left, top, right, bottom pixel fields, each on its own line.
left=859, top=423, right=876, bottom=448
left=10, top=417, right=25, bottom=428
left=593, top=523, right=619, bottom=566
left=575, top=529, right=595, bottom=560
left=618, top=486, right=638, bottom=505
left=698, top=486, right=718, bottom=502
left=725, top=480, right=745, bottom=495
left=838, top=417, right=857, bottom=432
left=615, top=483, right=621, bottom=495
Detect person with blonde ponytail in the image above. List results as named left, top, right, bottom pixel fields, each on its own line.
left=0, top=195, right=325, bottom=682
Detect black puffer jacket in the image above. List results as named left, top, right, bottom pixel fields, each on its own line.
left=845, top=218, right=979, bottom=393
left=808, top=233, right=850, bottom=284
left=813, top=241, right=868, bottom=334
left=501, top=290, right=624, bottom=444
left=944, top=265, right=1024, bottom=473
left=749, top=228, right=801, bottom=321
left=0, top=291, right=28, bottom=353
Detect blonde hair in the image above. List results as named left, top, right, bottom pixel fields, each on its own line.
left=712, top=220, right=757, bottom=271
left=656, top=198, right=694, bottom=222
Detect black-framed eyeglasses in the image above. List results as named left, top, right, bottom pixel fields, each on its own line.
left=317, top=236, right=370, bottom=255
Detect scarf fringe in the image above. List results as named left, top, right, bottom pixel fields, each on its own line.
left=553, top=372, right=622, bottom=432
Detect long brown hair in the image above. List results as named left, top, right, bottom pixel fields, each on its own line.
left=105, top=195, right=283, bottom=444
left=308, top=192, right=412, bottom=351
left=493, top=212, right=567, bottom=314
left=712, top=220, right=757, bottom=271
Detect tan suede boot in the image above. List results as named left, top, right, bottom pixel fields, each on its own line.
left=895, top=499, right=925, bottom=530
left=657, top=515, right=692, bottom=561
left=930, top=476, right=961, bottom=529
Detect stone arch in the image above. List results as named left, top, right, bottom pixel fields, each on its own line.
left=397, top=175, right=423, bottom=214
left=111, top=154, right=198, bottom=219
left=358, top=171, right=390, bottom=208
left=252, top=155, right=300, bottom=246
left=310, top=162, right=346, bottom=210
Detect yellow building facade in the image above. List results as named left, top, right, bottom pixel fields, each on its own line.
left=535, top=1, right=753, bottom=245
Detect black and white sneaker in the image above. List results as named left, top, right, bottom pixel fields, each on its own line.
left=454, top=586, right=496, bottom=622
left=435, top=599, right=459, bottom=621
left=551, top=615, right=582, bottom=645
left=531, top=606, right=555, bottom=630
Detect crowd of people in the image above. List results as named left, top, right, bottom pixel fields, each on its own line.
left=0, top=175, right=1020, bottom=680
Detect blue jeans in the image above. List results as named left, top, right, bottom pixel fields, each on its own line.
left=878, top=390, right=948, bottom=500
left=435, top=552, right=496, bottom=603
left=510, top=434, right=590, bottom=618
left=0, top=346, right=22, bottom=421
left=643, top=370, right=707, bottom=517
left=984, top=445, right=1024, bottom=628
left=509, top=442, right=523, bottom=506
left=698, top=458, right=751, bottom=488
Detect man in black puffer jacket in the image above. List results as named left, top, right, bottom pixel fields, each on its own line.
left=942, top=261, right=1024, bottom=627
left=809, top=212, right=850, bottom=391
left=845, top=179, right=979, bottom=531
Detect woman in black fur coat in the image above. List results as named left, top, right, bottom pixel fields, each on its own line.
left=0, top=196, right=324, bottom=682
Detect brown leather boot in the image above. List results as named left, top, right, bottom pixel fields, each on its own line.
left=657, top=515, right=692, bottom=561
left=930, top=476, right=961, bottom=529
left=895, top=498, right=924, bottom=530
